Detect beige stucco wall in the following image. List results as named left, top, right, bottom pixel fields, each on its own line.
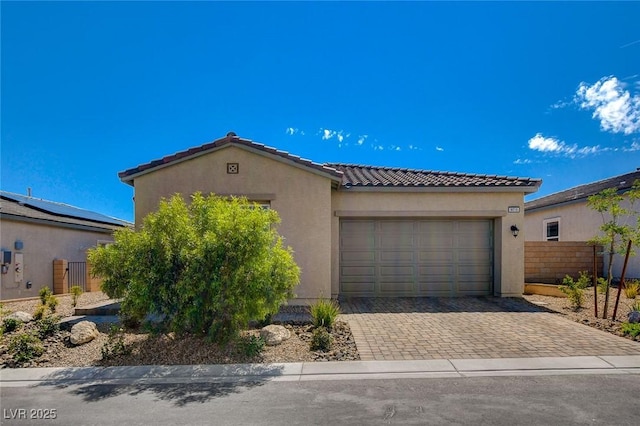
left=331, top=190, right=527, bottom=297
left=525, top=200, right=640, bottom=279
left=131, top=145, right=334, bottom=303
left=0, top=219, right=114, bottom=300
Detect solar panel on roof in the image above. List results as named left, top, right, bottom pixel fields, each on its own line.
left=0, top=191, right=129, bottom=227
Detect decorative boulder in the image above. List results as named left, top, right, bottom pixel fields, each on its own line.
left=6, top=311, right=33, bottom=323
left=260, top=325, right=291, bottom=346
left=628, top=311, right=640, bottom=324
left=70, top=321, right=99, bottom=345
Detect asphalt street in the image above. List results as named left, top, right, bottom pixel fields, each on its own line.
left=2, top=374, right=640, bottom=425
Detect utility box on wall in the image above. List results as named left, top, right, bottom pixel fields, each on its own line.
left=1, top=250, right=11, bottom=265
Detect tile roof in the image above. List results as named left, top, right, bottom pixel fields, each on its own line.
left=328, top=164, right=541, bottom=190
left=119, top=132, right=343, bottom=183
left=525, top=169, right=640, bottom=211
left=0, top=191, right=131, bottom=230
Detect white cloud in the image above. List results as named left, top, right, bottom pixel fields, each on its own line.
left=435, top=146, right=444, bottom=152
left=550, top=100, right=571, bottom=110
left=527, top=133, right=602, bottom=157
left=513, top=159, right=531, bottom=165
left=285, top=127, right=305, bottom=136
left=624, top=141, right=640, bottom=152
left=357, top=135, right=368, bottom=145
left=575, top=76, right=640, bottom=135
left=321, top=128, right=337, bottom=140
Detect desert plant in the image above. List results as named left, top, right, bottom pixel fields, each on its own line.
left=70, top=285, right=83, bottom=307
left=36, top=315, right=60, bottom=339
left=310, top=326, right=332, bottom=351
left=559, top=271, right=591, bottom=310
left=8, top=333, right=44, bottom=363
left=236, top=335, right=265, bottom=357
left=88, top=193, right=300, bottom=344
left=597, top=277, right=608, bottom=294
left=101, top=325, right=130, bottom=360
left=310, top=298, right=341, bottom=329
left=39, top=287, right=52, bottom=305
left=624, top=280, right=639, bottom=299
left=621, top=322, right=640, bottom=338
left=32, top=305, right=47, bottom=321
left=2, top=317, right=21, bottom=333
left=631, top=301, right=640, bottom=312
left=46, top=296, right=59, bottom=313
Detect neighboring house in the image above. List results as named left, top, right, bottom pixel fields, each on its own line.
left=0, top=191, right=131, bottom=300
left=118, top=132, right=541, bottom=303
left=524, top=169, right=640, bottom=280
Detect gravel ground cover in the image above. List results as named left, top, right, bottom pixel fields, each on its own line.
left=0, top=292, right=359, bottom=368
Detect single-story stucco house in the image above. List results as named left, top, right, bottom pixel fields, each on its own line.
left=118, top=132, right=541, bottom=303
left=0, top=191, right=131, bottom=300
left=524, top=169, right=640, bottom=280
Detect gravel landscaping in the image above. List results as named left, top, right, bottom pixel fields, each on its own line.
left=523, top=286, right=640, bottom=341
left=0, top=292, right=359, bottom=368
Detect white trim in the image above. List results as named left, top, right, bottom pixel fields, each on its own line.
left=543, top=217, right=561, bottom=241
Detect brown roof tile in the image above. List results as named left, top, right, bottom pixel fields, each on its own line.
left=328, top=164, right=541, bottom=189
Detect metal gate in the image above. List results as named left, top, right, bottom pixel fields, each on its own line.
left=67, top=262, right=87, bottom=292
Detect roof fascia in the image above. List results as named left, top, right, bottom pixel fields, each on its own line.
left=1, top=213, right=118, bottom=233
left=337, top=185, right=540, bottom=194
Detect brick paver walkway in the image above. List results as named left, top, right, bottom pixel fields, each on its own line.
left=339, top=297, right=640, bottom=361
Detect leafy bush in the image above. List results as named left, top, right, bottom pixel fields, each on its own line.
left=88, top=193, right=300, bottom=344
left=9, top=333, right=44, bottom=363
left=310, top=326, right=332, bottom=351
left=2, top=317, right=21, bottom=333
left=236, top=335, right=265, bottom=357
left=559, top=271, right=591, bottom=310
left=70, top=285, right=83, bottom=307
left=33, top=305, right=47, bottom=321
left=101, top=326, right=130, bottom=360
left=621, top=322, right=640, bottom=338
left=46, top=296, right=59, bottom=313
left=597, top=277, right=608, bottom=294
left=310, top=298, right=341, bottom=329
left=37, top=315, right=60, bottom=339
left=624, top=280, right=639, bottom=299
left=631, top=301, right=640, bottom=312
left=39, top=287, right=52, bottom=305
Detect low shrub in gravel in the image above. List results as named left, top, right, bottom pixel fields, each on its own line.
left=9, top=332, right=44, bottom=363
left=624, top=280, right=639, bottom=299
left=101, top=326, right=131, bottom=360
left=33, top=305, right=47, bottom=321
left=36, top=315, right=60, bottom=339
left=2, top=317, right=21, bottom=333
left=39, top=287, right=52, bottom=305
left=560, top=272, right=590, bottom=310
left=621, top=323, right=640, bottom=338
left=310, top=299, right=341, bottom=329
left=236, top=335, right=265, bottom=357
left=70, top=285, right=83, bottom=307
left=46, top=296, right=59, bottom=313
left=310, top=326, right=332, bottom=351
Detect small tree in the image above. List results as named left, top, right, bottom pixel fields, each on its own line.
left=587, top=180, right=640, bottom=318
left=88, top=193, right=300, bottom=343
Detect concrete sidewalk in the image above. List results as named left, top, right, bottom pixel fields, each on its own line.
left=2, top=355, right=640, bottom=387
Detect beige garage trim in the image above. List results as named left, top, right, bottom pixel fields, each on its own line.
left=340, top=218, right=494, bottom=297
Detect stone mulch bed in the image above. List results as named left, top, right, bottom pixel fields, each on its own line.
left=0, top=293, right=360, bottom=368
left=523, top=286, right=640, bottom=342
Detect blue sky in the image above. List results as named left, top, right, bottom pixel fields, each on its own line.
left=2, top=1, right=639, bottom=222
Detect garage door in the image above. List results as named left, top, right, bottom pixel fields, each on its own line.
left=340, top=219, right=493, bottom=296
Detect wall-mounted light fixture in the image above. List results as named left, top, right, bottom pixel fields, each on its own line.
left=510, top=225, right=519, bottom=238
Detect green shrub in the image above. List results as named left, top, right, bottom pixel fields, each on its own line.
left=236, top=335, right=265, bottom=357
left=101, top=326, right=130, bottom=360
left=39, top=287, right=52, bottom=305
left=559, top=271, right=591, bottom=310
left=9, top=333, right=44, bottom=363
left=621, top=322, right=640, bottom=338
left=33, top=305, right=47, bottom=321
left=88, top=193, right=300, bottom=344
left=46, top=296, right=59, bottom=313
left=37, top=315, right=60, bottom=339
left=310, top=298, right=341, bottom=329
left=2, top=317, right=21, bottom=333
left=597, top=277, right=608, bottom=294
left=70, top=285, right=83, bottom=307
left=631, top=301, right=640, bottom=312
left=624, top=280, right=639, bottom=299
left=310, top=326, right=332, bottom=351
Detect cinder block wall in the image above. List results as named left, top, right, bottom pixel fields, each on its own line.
left=525, top=242, right=603, bottom=284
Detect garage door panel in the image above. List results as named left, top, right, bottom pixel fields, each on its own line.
left=380, top=250, right=414, bottom=262
left=341, top=250, right=376, bottom=263
left=340, top=219, right=493, bottom=297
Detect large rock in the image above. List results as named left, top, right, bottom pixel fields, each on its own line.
left=628, top=310, right=640, bottom=324
left=6, top=311, right=33, bottom=323
left=260, top=325, right=291, bottom=346
left=70, top=321, right=99, bottom=345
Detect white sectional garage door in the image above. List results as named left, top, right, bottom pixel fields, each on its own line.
left=340, top=219, right=493, bottom=296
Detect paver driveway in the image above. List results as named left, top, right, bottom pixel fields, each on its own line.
left=339, top=297, right=640, bottom=361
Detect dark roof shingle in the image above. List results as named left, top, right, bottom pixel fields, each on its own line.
left=328, top=164, right=541, bottom=189
left=525, top=169, right=640, bottom=211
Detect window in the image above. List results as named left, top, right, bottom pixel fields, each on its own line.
left=543, top=218, right=560, bottom=241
